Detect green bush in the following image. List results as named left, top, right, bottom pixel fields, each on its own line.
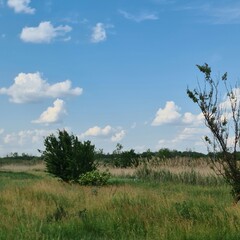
left=112, top=144, right=140, bottom=168
left=78, top=170, right=111, bottom=186
left=42, top=130, right=95, bottom=182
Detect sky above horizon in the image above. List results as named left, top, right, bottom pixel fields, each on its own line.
left=0, top=0, right=240, bottom=156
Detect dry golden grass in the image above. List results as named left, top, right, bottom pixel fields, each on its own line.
left=100, top=158, right=216, bottom=178
left=0, top=162, right=46, bottom=172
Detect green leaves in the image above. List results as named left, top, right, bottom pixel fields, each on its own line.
left=196, top=63, right=211, bottom=80
left=187, top=89, right=198, bottom=103
left=187, top=63, right=240, bottom=201
left=42, top=130, right=96, bottom=182
left=78, top=170, right=111, bottom=186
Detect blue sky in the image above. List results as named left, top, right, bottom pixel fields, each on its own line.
left=0, top=0, right=240, bottom=156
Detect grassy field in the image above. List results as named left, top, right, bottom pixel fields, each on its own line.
left=0, top=161, right=240, bottom=239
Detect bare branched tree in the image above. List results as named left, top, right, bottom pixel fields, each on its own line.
left=187, top=63, right=240, bottom=203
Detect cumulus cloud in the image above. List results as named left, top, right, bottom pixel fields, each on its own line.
left=20, top=21, right=72, bottom=43
left=119, top=10, right=158, bottom=22
left=152, top=100, right=208, bottom=151
left=80, top=125, right=112, bottom=139
left=0, top=72, right=82, bottom=103
left=79, top=125, right=126, bottom=142
left=182, top=112, right=204, bottom=125
left=111, top=130, right=126, bottom=142
left=7, top=0, right=35, bottom=14
left=152, top=101, right=181, bottom=126
left=91, top=23, right=114, bottom=43
left=32, top=99, right=66, bottom=125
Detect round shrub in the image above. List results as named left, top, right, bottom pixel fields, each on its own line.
left=42, top=130, right=95, bottom=182
left=78, top=170, right=111, bottom=186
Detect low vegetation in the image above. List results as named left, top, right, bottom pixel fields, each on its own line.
left=0, top=167, right=239, bottom=240
left=0, top=151, right=239, bottom=239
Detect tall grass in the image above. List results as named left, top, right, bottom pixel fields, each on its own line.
left=0, top=170, right=239, bottom=239
left=135, top=164, right=225, bottom=186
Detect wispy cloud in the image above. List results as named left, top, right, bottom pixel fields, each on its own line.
left=209, top=6, right=240, bottom=24
left=178, top=2, right=240, bottom=24
left=7, top=0, right=35, bottom=14
left=91, top=23, right=106, bottom=43
left=156, top=126, right=208, bottom=151
left=151, top=0, right=175, bottom=4
left=119, top=10, right=158, bottom=23
left=20, top=21, right=72, bottom=43
left=91, top=23, right=113, bottom=43
left=0, top=72, right=82, bottom=103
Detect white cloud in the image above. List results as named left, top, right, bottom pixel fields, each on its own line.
left=152, top=101, right=181, bottom=126
left=111, top=130, right=126, bottom=142
left=7, top=0, right=35, bottom=14
left=80, top=126, right=126, bottom=142
left=3, top=129, right=52, bottom=145
left=0, top=129, right=4, bottom=135
left=91, top=23, right=106, bottom=43
left=91, top=23, right=113, bottom=43
left=119, top=10, right=158, bottom=22
left=4, top=134, right=16, bottom=144
left=207, top=6, right=240, bottom=24
left=182, top=112, right=204, bottom=125
left=220, top=87, right=240, bottom=109
left=20, top=21, right=72, bottom=43
left=0, top=128, right=76, bottom=156
left=179, top=2, right=240, bottom=25
left=0, top=72, right=82, bottom=103
left=32, top=99, right=66, bottom=125
left=156, top=129, right=206, bottom=151
left=175, top=127, right=208, bottom=142
left=80, top=125, right=112, bottom=139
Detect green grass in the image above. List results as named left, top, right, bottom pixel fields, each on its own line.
left=0, top=170, right=239, bottom=239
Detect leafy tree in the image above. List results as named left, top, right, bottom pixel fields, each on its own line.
left=158, top=148, right=173, bottom=159
left=187, top=63, right=240, bottom=202
left=112, top=144, right=140, bottom=168
left=113, top=143, right=123, bottom=155
left=42, top=130, right=95, bottom=182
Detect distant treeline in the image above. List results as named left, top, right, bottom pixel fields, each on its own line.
left=95, top=146, right=207, bottom=168
left=0, top=147, right=210, bottom=168
left=0, top=152, right=42, bottom=166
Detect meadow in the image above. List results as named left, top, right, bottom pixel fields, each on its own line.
left=0, top=158, right=240, bottom=240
